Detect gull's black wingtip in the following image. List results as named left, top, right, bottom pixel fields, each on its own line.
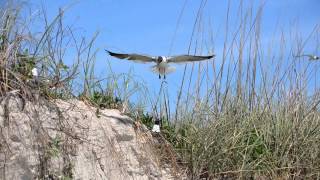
left=105, top=49, right=119, bottom=57
left=209, top=54, right=216, bottom=59
left=105, top=49, right=112, bottom=55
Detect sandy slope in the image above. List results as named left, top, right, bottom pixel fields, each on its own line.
left=0, top=97, right=177, bottom=179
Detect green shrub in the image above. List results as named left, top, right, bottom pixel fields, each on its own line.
left=90, top=91, right=122, bottom=109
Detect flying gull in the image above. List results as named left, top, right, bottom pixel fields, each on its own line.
left=106, top=50, right=215, bottom=79
left=296, top=54, right=319, bottom=61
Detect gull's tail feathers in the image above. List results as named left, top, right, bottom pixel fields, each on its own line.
left=150, top=65, right=176, bottom=75
left=165, top=66, right=176, bottom=74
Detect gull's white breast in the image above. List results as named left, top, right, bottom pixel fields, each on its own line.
left=158, top=56, right=168, bottom=68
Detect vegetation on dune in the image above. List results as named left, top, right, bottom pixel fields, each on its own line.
left=1, top=1, right=320, bottom=179
left=149, top=1, right=320, bottom=178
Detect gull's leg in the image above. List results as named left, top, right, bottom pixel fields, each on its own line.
left=159, top=67, right=163, bottom=79
left=164, top=74, right=166, bottom=79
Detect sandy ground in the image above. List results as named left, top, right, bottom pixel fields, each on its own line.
left=0, top=96, right=179, bottom=179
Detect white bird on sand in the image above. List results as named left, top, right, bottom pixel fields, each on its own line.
left=151, top=117, right=161, bottom=133
left=31, top=67, right=38, bottom=77
left=106, top=50, right=215, bottom=79
left=296, top=54, right=320, bottom=61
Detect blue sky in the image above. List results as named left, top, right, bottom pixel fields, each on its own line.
left=26, top=0, right=320, bottom=110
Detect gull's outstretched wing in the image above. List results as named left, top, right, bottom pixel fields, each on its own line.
left=296, top=54, right=312, bottom=58
left=106, top=50, right=156, bottom=63
left=167, top=54, right=215, bottom=63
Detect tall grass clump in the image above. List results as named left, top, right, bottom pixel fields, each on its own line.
left=167, top=1, right=320, bottom=179
left=0, top=1, right=133, bottom=103
left=0, top=2, right=83, bottom=99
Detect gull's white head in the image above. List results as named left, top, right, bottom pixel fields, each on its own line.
left=158, top=56, right=167, bottom=63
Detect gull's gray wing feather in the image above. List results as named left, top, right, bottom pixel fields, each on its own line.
left=167, top=54, right=215, bottom=63
left=106, top=50, right=156, bottom=63
left=300, top=54, right=313, bottom=57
